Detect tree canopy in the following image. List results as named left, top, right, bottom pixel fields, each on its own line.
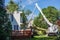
left=0, top=1, right=12, bottom=40
left=7, top=0, right=18, bottom=13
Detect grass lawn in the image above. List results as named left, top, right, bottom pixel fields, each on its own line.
left=31, top=35, right=60, bottom=40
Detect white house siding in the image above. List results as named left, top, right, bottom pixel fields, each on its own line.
left=13, top=11, right=20, bottom=30
left=9, top=11, right=22, bottom=31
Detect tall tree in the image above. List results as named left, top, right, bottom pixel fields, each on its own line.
left=20, top=9, right=32, bottom=29
left=0, top=0, right=12, bottom=40
left=7, top=0, right=18, bottom=13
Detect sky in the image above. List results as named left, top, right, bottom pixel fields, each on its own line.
left=5, top=0, right=60, bottom=20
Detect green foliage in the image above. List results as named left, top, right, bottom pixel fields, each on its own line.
left=0, top=7, right=12, bottom=40
left=21, top=10, right=27, bottom=24
left=33, top=6, right=58, bottom=29
left=7, top=0, right=18, bottom=13
left=20, top=10, right=31, bottom=29
left=0, top=1, right=12, bottom=40
left=24, top=9, right=32, bottom=16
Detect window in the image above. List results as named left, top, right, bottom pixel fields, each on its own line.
left=14, top=25, right=19, bottom=30
left=11, top=15, right=13, bottom=21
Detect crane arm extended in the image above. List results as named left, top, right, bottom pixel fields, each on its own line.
left=35, top=3, right=53, bottom=26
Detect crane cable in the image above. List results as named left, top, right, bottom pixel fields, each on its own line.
left=29, top=6, right=36, bottom=20
left=28, top=6, right=36, bottom=27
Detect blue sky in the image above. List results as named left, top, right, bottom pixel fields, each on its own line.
left=5, top=0, right=60, bottom=20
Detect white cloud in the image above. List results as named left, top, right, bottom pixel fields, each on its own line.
left=27, top=0, right=38, bottom=4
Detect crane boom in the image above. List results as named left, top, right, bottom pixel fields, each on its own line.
left=35, top=3, right=53, bottom=26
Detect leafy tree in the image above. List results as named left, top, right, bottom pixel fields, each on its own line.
left=7, top=0, right=18, bottom=13
left=24, top=9, right=32, bottom=16
left=20, top=9, right=32, bottom=29
left=0, top=0, right=12, bottom=40
left=33, top=6, right=58, bottom=29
